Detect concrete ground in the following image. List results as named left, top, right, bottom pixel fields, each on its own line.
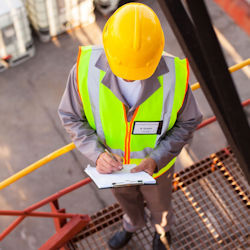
left=0, top=0, right=249, bottom=249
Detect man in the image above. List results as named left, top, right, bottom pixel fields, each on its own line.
left=58, top=3, right=202, bottom=249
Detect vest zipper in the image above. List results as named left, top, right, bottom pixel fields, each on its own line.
left=122, top=105, right=140, bottom=164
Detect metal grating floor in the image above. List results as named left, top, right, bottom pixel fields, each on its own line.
left=69, top=148, right=249, bottom=250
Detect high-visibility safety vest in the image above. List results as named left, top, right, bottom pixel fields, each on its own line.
left=77, top=46, right=189, bottom=179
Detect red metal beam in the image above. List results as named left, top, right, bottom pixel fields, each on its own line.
left=0, top=216, right=25, bottom=241
left=39, top=215, right=90, bottom=250
left=241, top=99, right=250, bottom=106
left=197, top=99, right=250, bottom=130
left=50, top=200, right=67, bottom=231
left=23, top=177, right=92, bottom=213
left=213, top=0, right=250, bottom=35
left=0, top=177, right=92, bottom=241
left=0, top=210, right=85, bottom=219
left=196, top=116, right=217, bottom=130
left=50, top=200, right=68, bottom=250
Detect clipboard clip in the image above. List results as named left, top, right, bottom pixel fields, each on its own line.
left=112, top=180, right=144, bottom=188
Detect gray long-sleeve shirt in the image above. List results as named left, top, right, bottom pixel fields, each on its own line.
left=58, top=50, right=202, bottom=170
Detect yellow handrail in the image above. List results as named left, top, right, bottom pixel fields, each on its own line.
left=191, top=58, right=250, bottom=91
left=0, top=59, right=249, bottom=190
left=0, top=143, right=76, bottom=190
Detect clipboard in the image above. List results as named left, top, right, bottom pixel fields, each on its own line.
left=112, top=180, right=144, bottom=188
left=84, top=164, right=156, bottom=189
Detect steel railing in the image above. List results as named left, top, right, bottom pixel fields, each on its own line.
left=0, top=58, right=249, bottom=191
left=0, top=59, right=249, bottom=249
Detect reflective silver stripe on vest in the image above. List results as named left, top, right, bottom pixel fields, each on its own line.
left=87, top=49, right=105, bottom=142
left=156, top=56, right=176, bottom=145
left=110, top=147, right=154, bottom=159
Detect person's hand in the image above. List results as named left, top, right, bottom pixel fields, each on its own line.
left=130, top=158, right=157, bottom=176
left=96, top=152, right=123, bottom=174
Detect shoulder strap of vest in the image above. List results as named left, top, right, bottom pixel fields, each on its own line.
left=168, top=57, right=189, bottom=130
left=76, top=45, right=96, bottom=130
left=176, top=57, right=189, bottom=112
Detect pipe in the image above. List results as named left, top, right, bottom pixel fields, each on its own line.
left=228, top=58, right=250, bottom=73
left=0, top=142, right=76, bottom=190
left=191, top=58, right=250, bottom=91
left=0, top=217, right=24, bottom=241
left=0, top=210, right=85, bottom=219
left=0, top=177, right=92, bottom=241
left=197, top=99, right=250, bottom=130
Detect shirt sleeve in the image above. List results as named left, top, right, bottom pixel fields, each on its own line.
left=58, top=65, right=105, bottom=164
left=149, top=85, right=203, bottom=170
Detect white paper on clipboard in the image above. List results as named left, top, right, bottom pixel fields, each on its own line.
left=84, top=164, right=156, bottom=189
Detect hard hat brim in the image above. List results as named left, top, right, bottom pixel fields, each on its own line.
left=108, top=60, right=159, bottom=81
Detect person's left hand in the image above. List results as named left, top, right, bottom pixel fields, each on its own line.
left=130, top=158, right=157, bottom=176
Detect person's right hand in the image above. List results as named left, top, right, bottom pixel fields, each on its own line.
left=96, top=152, right=123, bottom=174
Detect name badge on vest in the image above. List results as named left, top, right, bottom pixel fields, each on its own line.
left=132, top=121, right=163, bottom=135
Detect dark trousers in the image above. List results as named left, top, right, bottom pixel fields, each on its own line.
left=112, top=166, right=174, bottom=233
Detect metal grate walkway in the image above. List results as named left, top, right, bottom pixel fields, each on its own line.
left=68, top=148, right=249, bottom=249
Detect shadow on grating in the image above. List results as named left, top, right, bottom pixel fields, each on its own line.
left=68, top=147, right=249, bottom=250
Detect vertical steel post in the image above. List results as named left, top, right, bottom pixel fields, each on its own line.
left=39, top=215, right=90, bottom=250
left=50, top=200, right=68, bottom=250
left=50, top=200, right=67, bottom=231
left=157, top=0, right=250, bottom=182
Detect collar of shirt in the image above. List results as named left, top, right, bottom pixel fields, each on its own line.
left=95, top=50, right=169, bottom=112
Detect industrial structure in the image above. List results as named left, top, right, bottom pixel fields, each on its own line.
left=0, top=59, right=249, bottom=248
left=0, top=0, right=249, bottom=249
left=24, top=0, right=95, bottom=42
left=0, top=0, right=35, bottom=71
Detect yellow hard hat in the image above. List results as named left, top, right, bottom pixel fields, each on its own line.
left=103, top=3, right=165, bottom=80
